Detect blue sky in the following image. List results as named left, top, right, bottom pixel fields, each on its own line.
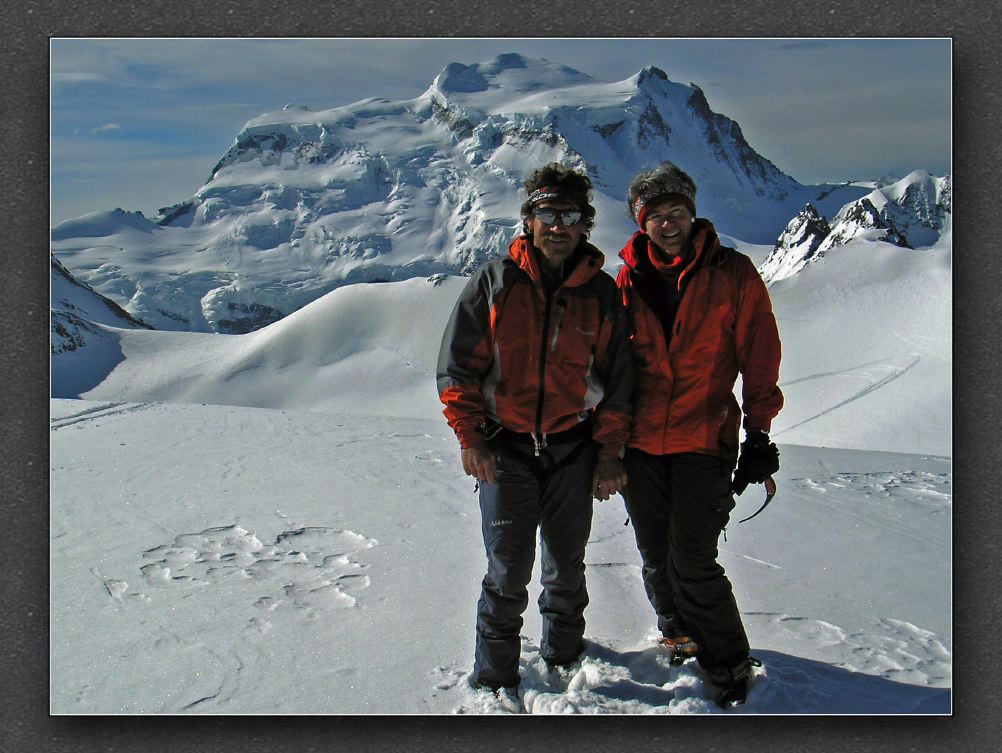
left=50, top=38, right=951, bottom=225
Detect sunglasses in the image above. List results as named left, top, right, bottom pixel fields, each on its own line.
left=533, top=208, right=583, bottom=226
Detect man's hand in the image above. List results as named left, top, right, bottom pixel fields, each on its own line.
left=592, top=457, right=628, bottom=501
left=462, top=445, right=497, bottom=484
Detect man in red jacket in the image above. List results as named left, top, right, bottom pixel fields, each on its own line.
left=616, top=161, right=783, bottom=706
left=438, top=163, right=633, bottom=695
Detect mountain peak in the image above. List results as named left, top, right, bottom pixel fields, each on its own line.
left=430, top=54, right=593, bottom=99
left=435, top=61, right=490, bottom=94
left=51, top=207, right=159, bottom=241
left=636, top=66, right=669, bottom=85
left=484, top=52, right=531, bottom=71
left=760, top=203, right=834, bottom=282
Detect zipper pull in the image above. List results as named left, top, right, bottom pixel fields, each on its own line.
left=531, top=432, right=547, bottom=457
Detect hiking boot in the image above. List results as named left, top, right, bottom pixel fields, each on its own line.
left=475, top=681, right=520, bottom=699
left=707, top=656, right=762, bottom=708
left=543, top=640, right=586, bottom=670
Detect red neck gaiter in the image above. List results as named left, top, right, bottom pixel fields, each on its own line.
left=647, top=239, right=687, bottom=277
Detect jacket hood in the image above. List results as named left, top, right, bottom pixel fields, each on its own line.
left=509, top=235, right=606, bottom=287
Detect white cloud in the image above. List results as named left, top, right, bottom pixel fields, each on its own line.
left=92, top=123, right=122, bottom=134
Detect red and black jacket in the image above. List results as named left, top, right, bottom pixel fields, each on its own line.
left=617, top=219, right=783, bottom=464
left=438, top=235, right=633, bottom=460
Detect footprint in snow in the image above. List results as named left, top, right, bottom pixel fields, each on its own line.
left=793, top=471, right=951, bottom=507
left=442, top=636, right=726, bottom=714
left=136, top=524, right=377, bottom=618
left=744, top=611, right=951, bottom=688
left=844, top=617, right=952, bottom=685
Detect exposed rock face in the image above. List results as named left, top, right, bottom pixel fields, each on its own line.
left=819, top=198, right=912, bottom=252
left=760, top=172, right=951, bottom=283
left=760, top=204, right=832, bottom=282
left=685, top=85, right=788, bottom=201
left=50, top=255, right=153, bottom=354
left=214, top=302, right=284, bottom=335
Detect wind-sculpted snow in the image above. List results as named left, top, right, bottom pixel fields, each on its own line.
left=793, top=470, right=951, bottom=507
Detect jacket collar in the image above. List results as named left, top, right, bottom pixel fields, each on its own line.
left=619, top=218, right=721, bottom=288
left=509, top=235, right=605, bottom=288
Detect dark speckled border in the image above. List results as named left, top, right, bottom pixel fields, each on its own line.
left=2, top=0, right=993, bottom=750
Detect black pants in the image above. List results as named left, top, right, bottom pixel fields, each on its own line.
left=621, top=449, right=749, bottom=670
left=473, top=437, right=596, bottom=689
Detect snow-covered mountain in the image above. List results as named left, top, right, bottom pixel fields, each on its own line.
left=50, top=254, right=152, bottom=355
left=761, top=171, right=951, bottom=283
left=51, top=53, right=871, bottom=334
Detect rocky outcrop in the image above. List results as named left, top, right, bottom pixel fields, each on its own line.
left=760, top=204, right=832, bottom=282
left=50, top=256, right=152, bottom=354
left=760, top=172, right=950, bottom=283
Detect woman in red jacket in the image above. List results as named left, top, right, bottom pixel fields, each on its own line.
left=616, top=161, right=783, bottom=706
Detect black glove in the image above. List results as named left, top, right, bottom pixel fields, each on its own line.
left=731, top=430, right=780, bottom=494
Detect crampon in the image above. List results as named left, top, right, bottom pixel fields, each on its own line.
left=657, top=635, right=699, bottom=666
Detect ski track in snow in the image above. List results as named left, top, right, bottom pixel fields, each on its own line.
left=724, top=551, right=784, bottom=570
left=50, top=401, right=153, bottom=430
left=772, top=354, right=921, bottom=438
left=891, top=330, right=950, bottom=363
left=777, top=356, right=898, bottom=387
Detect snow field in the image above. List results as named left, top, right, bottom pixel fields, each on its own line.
left=50, top=399, right=950, bottom=714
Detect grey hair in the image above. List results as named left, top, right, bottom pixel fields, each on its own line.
left=627, top=161, right=698, bottom=221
